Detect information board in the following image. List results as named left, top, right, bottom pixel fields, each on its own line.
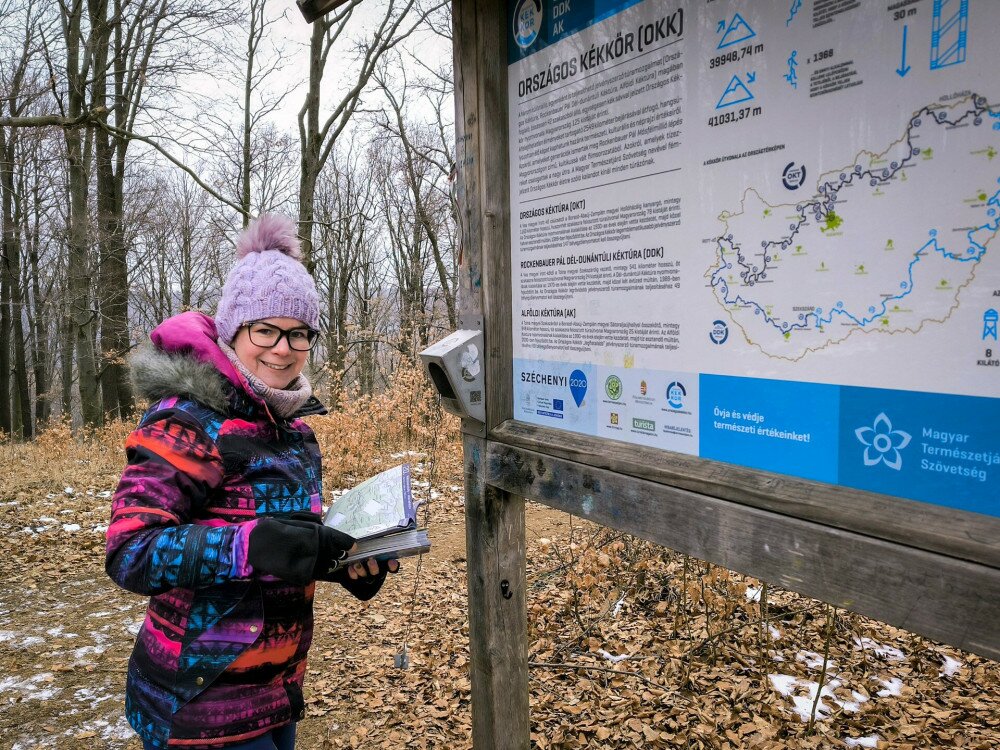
left=507, top=0, right=1000, bottom=517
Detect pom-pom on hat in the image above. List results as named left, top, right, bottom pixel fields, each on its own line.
left=215, top=214, right=320, bottom=344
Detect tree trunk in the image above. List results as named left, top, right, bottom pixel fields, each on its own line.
left=0, top=237, right=10, bottom=436
left=64, top=0, right=102, bottom=427
left=297, top=21, right=324, bottom=275
left=26, top=204, right=49, bottom=425
left=0, top=125, right=32, bottom=437
left=60, top=293, right=74, bottom=422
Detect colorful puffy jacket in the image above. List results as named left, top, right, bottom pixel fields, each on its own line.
left=106, top=311, right=371, bottom=749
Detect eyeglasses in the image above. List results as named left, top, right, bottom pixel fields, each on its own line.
left=243, top=321, right=320, bottom=351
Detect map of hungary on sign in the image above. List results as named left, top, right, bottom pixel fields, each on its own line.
left=709, top=95, right=998, bottom=360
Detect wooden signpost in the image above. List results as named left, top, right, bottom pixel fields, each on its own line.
left=449, top=0, right=999, bottom=747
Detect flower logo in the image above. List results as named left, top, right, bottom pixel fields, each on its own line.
left=855, top=413, right=911, bottom=470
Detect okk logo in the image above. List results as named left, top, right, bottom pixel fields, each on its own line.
left=855, top=412, right=911, bottom=471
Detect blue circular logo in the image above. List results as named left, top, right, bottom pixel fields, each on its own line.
left=709, top=320, right=729, bottom=345
left=782, top=161, right=807, bottom=190
left=513, top=0, right=542, bottom=49
left=667, top=381, right=686, bottom=409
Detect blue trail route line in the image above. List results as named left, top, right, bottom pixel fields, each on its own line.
left=710, top=96, right=995, bottom=336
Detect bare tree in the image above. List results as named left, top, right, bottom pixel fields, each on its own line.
left=312, top=140, right=378, bottom=399
left=374, top=57, right=456, bottom=331
left=297, top=0, right=447, bottom=273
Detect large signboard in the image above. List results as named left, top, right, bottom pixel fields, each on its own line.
left=508, top=0, right=1000, bottom=516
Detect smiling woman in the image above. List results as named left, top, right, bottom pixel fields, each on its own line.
left=105, top=214, right=399, bottom=750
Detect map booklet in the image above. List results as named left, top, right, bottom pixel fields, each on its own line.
left=323, top=464, right=430, bottom=566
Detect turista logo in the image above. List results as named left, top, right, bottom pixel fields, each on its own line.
left=605, top=374, right=623, bottom=400
left=633, top=417, right=655, bottom=432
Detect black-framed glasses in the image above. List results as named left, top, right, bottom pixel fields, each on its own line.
left=243, top=321, right=320, bottom=351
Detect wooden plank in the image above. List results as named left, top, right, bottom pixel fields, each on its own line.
left=464, top=433, right=530, bottom=749
left=452, top=0, right=481, bottom=330
left=486, top=440, right=1000, bottom=661
left=476, top=0, right=513, bottom=435
left=455, top=3, right=529, bottom=748
left=491, top=420, right=1000, bottom=569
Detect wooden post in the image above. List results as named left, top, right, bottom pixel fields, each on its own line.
left=454, top=1, right=529, bottom=747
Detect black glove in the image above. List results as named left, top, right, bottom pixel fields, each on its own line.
left=247, top=517, right=355, bottom=585
left=332, top=558, right=395, bottom=600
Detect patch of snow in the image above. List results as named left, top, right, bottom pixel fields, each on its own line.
left=73, top=686, right=115, bottom=705
left=39, top=516, right=58, bottom=523
left=769, top=625, right=782, bottom=640
left=449, top=486, right=460, bottom=492
left=877, top=677, right=903, bottom=697
left=790, top=693, right=829, bottom=722
left=60, top=509, right=74, bottom=514
left=611, top=594, right=625, bottom=617
left=72, top=645, right=106, bottom=660
left=596, top=649, right=628, bottom=664
left=0, top=500, right=18, bottom=506
left=126, top=618, right=144, bottom=636
left=796, top=650, right=836, bottom=673
left=62, top=523, right=82, bottom=532
left=745, top=585, right=762, bottom=602
left=845, top=736, right=881, bottom=748
left=1, top=632, right=46, bottom=648
left=0, top=672, right=62, bottom=701
left=770, top=674, right=865, bottom=721
left=96, top=490, right=112, bottom=498
left=768, top=673, right=797, bottom=696
left=46, top=626, right=79, bottom=638
left=64, top=487, right=75, bottom=495
left=940, top=655, right=962, bottom=677
left=91, top=524, right=108, bottom=533
left=86, top=611, right=113, bottom=618
left=853, top=636, right=905, bottom=661
left=63, top=715, right=134, bottom=741
left=430, top=490, right=441, bottom=500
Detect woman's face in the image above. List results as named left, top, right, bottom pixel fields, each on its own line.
left=231, top=317, right=310, bottom=389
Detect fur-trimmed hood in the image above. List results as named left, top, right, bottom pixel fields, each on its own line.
left=130, top=310, right=252, bottom=414
left=130, top=345, right=231, bottom=414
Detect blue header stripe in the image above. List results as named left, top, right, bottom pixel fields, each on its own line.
left=509, top=0, right=648, bottom=62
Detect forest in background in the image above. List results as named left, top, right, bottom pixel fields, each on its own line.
left=0, top=0, right=455, bottom=438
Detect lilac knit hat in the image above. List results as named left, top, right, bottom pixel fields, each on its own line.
left=215, top=214, right=320, bottom=344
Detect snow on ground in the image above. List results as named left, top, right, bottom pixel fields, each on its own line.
left=844, top=736, right=881, bottom=748
left=940, top=655, right=962, bottom=677
left=0, top=673, right=61, bottom=702
left=877, top=677, right=903, bottom=697
left=796, top=649, right=835, bottom=671
left=853, top=636, right=905, bottom=661
left=769, top=671, right=870, bottom=722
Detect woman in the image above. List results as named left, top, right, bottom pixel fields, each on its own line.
left=106, top=215, right=397, bottom=750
